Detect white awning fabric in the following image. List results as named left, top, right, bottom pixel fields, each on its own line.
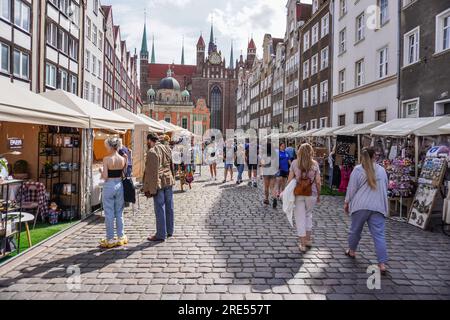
left=137, top=114, right=167, bottom=133
left=41, top=90, right=134, bottom=130
left=439, top=123, right=450, bottom=134
left=334, top=121, right=383, bottom=136
left=371, top=117, right=450, bottom=137
left=312, top=127, right=343, bottom=137
left=158, top=120, right=191, bottom=134
left=113, top=109, right=165, bottom=133
left=0, top=77, right=88, bottom=128
left=295, top=129, right=321, bottom=138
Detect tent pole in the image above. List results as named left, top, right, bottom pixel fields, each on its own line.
left=357, top=135, right=361, bottom=164
left=415, top=135, right=419, bottom=179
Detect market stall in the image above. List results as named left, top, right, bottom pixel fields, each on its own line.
left=0, top=78, right=89, bottom=256
left=41, top=90, right=134, bottom=210
left=371, top=117, right=450, bottom=227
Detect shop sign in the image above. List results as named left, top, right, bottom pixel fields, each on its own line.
left=8, top=138, right=23, bottom=150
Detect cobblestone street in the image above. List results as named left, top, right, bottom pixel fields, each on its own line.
left=1, top=172, right=450, bottom=300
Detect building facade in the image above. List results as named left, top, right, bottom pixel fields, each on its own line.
left=332, top=0, right=398, bottom=127
left=400, top=0, right=450, bottom=118
left=83, top=0, right=104, bottom=106
left=140, top=21, right=238, bottom=132
left=299, top=0, right=332, bottom=130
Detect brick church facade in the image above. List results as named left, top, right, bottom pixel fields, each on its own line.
left=140, top=21, right=257, bottom=132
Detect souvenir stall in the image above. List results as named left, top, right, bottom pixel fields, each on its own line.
left=41, top=90, right=134, bottom=211
left=438, top=124, right=450, bottom=236
left=0, top=79, right=89, bottom=256
left=371, top=117, right=450, bottom=225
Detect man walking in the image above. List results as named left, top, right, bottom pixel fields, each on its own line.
left=143, top=133, right=175, bottom=242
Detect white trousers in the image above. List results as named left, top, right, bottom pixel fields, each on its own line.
left=294, top=196, right=316, bottom=237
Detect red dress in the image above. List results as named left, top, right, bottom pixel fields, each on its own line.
left=338, top=166, right=352, bottom=193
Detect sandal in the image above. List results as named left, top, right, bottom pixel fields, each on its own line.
left=345, top=249, right=356, bottom=259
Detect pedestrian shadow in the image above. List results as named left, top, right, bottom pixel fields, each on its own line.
left=0, top=232, right=163, bottom=289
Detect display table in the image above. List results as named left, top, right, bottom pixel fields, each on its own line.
left=1, top=212, right=34, bottom=247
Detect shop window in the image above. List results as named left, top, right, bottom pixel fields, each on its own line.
left=338, top=114, right=346, bottom=126
left=376, top=109, right=387, bottom=123
left=354, top=111, right=364, bottom=124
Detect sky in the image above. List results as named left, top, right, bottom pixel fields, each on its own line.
left=105, top=0, right=312, bottom=66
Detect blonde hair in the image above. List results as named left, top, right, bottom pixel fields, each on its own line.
left=361, top=148, right=377, bottom=190
left=297, top=143, right=315, bottom=172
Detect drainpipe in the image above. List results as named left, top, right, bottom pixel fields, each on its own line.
left=397, top=0, right=402, bottom=118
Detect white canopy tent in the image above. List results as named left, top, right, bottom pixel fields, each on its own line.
left=295, top=129, right=321, bottom=138
left=136, top=114, right=166, bottom=133
left=311, top=126, right=343, bottom=137
left=371, top=117, right=450, bottom=178
left=41, top=90, right=134, bottom=130
left=334, top=121, right=383, bottom=136
left=113, top=109, right=165, bottom=133
left=439, top=123, right=450, bottom=134
left=0, top=77, right=88, bottom=128
left=371, top=117, right=450, bottom=137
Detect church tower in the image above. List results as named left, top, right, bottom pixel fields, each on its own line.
left=246, top=37, right=256, bottom=69
left=208, top=19, right=216, bottom=55
left=196, top=34, right=205, bottom=75
left=140, top=15, right=150, bottom=103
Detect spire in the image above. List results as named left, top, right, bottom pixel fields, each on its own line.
left=229, top=40, right=234, bottom=69
left=151, top=34, right=156, bottom=63
left=197, top=32, right=205, bottom=49
left=140, top=10, right=149, bottom=60
left=208, top=14, right=215, bottom=55
left=181, top=36, right=185, bottom=65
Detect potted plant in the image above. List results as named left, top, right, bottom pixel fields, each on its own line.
left=13, top=160, right=29, bottom=180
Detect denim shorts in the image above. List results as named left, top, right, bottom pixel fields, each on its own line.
left=225, top=164, right=233, bottom=170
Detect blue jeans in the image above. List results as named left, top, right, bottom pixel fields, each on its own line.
left=153, top=186, right=174, bottom=240
left=237, top=164, right=245, bottom=181
left=348, top=210, right=388, bottom=264
left=102, top=179, right=125, bottom=240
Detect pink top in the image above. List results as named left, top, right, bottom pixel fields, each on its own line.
left=290, top=160, right=321, bottom=197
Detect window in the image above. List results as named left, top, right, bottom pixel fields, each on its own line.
left=338, top=115, right=346, bottom=126
left=378, top=47, right=388, bottom=78
left=339, top=0, right=347, bottom=17
left=70, top=3, right=80, bottom=26
left=436, top=9, right=450, bottom=53
left=182, top=117, right=188, bottom=130
left=69, top=74, right=77, bottom=94
left=320, top=81, right=328, bottom=103
left=303, top=31, right=310, bottom=52
left=0, top=42, right=9, bottom=72
left=311, top=85, right=318, bottom=105
left=338, top=69, right=346, bottom=93
left=99, top=32, right=103, bottom=51
left=311, top=119, right=317, bottom=129
left=46, top=22, right=57, bottom=47
left=85, top=50, right=90, bottom=71
left=311, top=54, right=318, bottom=75
left=97, top=88, right=101, bottom=105
left=303, top=60, right=309, bottom=80
left=84, top=81, right=89, bottom=99
left=92, top=24, right=97, bottom=46
left=210, top=86, right=222, bottom=130
left=356, top=13, right=365, bottom=42
left=1, top=0, right=11, bottom=21
left=302, top=88, right=309, bottom=108
left=14, top=0, right=30, bottom=32
left=321, top=14, right=329, bottom=38
left=404, top=27, right=419, bottom=65
left=98, top=60, right=102, bottom=79
left=57, top=29, right=69, bottom=54
left=86, top=17, right=91, bottom=41
left=355, top=112, right=364, bottom=124
left=312, top=0, right=319, bottom=14
left=355, top=59, right=365, bottom=87
left=312, top=23, right=319, bottom=45
left=339, top=28, right=346, bottom=54
left=59, top=0, right=69, bottom=15
left=92, top=56, right=96, bottom=76
left=320, top=117, right=327, bottom=128
left=13, top=49, right=28, bottom=79
left=69, top=37, right=78, bottom=60
left=58, top=69, right=68, bottom=91
left=321, top=47, right=329, bottom=70
left=91, top=84, right=95, bottom=103
left=378, top=0, right=389, bottom=26
left=165, top=117, right=171, bottom=123
left=376, top=109, right=387, bottom=122
left=402, top=0, right=416, bottom=8
left=45, top=63, right=57, bottom=88
left=93, top=0, right=99, bottom=15
left=401, top=99, right=419, bottom=118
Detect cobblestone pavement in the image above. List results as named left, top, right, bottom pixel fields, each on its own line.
left=1, top=170, right=450, bottom=300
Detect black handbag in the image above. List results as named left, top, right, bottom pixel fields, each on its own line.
left=122, top=177, right=136, bottom=204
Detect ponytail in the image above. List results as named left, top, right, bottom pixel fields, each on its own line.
left=361, top=148, right=377, bottom=190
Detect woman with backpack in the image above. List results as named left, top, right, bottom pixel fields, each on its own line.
left=287, top=143, right=321, bottom=253
left=344, top=147, right=389, bottom=275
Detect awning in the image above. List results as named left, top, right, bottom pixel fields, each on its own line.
left=439, top=123, right=450, bottom=134
left=311, top=126, right=343, bottom=137
left=334, top=121, right=383, bottom=136
left=0, top=77, right=88, bottom=128
left=137, top=114, right=168, bottom=133
left=159, top=120, right=191, bottom=134
left=371, top=117, right=450, bottom=137
left=113, top=109, right=165, bottom=133
left=41, top=90, right=134, bottom=130
left=295, top=129, right=321, bottom=138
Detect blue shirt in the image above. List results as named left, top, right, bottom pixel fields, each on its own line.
left=345, top=164, right=389, bottom=217
left=286, top=147, right=296, bottom=160
left=279, top=150, right=290, bottom=172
